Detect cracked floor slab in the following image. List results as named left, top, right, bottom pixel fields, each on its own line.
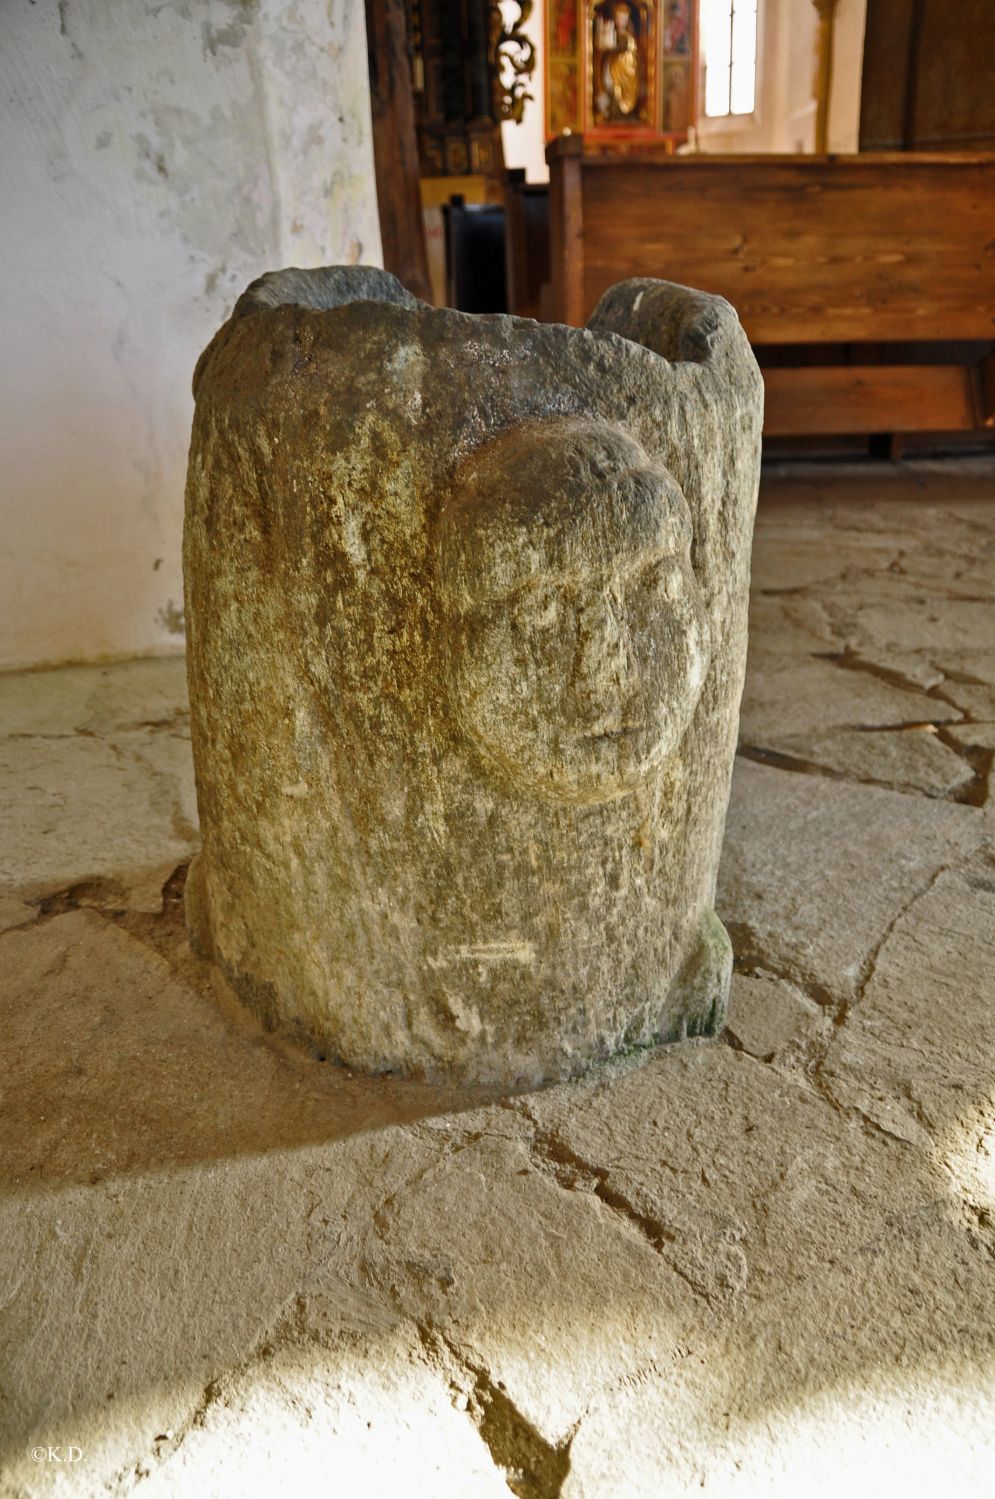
left=132, top=1328, right=512, bottom=1499
left=0, top=657, right=196, bottom=907
left=738, top=652, right=963, bottom=744
left=740, top=725, right=976, bottom=800
left=716, top=756, right=984, bottom=1005
left=2, top=458, right=995, bottom=1498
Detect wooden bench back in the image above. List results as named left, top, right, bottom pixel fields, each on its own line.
left=548, top=140, right=995, bottom=344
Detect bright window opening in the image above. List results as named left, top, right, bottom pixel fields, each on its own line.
left=701, top=0, right=757, bottom=117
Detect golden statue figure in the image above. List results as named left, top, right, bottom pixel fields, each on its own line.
left=594, top=2, right=642, bottom=121
left=606, top=5, right=639, bottom=114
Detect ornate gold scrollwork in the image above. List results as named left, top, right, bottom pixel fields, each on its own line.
left=490, top=1, right=537, bottom=124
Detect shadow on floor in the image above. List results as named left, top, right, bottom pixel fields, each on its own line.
left=1, top=864, right=526, bottom=1193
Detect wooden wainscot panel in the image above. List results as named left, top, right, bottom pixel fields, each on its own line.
left=764, top=365, right=978, bottom=436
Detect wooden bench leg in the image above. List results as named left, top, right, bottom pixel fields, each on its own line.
left=976, top=350, right=995, bottom=429
left=868, top=433, right=906, bottom=462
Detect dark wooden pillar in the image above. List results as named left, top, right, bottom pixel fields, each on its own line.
left=547, top=137, right=585, bottom=327
left=365, top=0, right=432, bottom=302
left=860, top=0, right=995, bottom=151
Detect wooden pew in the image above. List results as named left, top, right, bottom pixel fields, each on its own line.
left=542, top=138, right=995, bottom=440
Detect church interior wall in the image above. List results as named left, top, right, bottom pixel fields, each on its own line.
left=0, top=0, right=382, bottom=672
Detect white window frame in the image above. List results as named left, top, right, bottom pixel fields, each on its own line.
left=697, top=0, right=763, bottom=137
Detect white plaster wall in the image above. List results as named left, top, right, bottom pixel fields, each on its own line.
left=827, top=0, right=867, bottom=152
left=695, top=0, right=865, bottom=155
left=697, top=0, right=819, bottom=154
left=0, top=0, right=382, bottom=671
left=782, top=0, right=819, bottom=152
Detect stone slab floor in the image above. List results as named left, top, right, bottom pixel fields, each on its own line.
left=2, top=458, right=994, bottom=1499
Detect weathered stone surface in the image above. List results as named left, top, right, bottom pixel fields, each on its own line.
left=944, top=721, right=995, bottom=754
left=0, top=905, right=498, bottom=1189
left=942, top=654, right=995, bottom=689
left=823, top=869, right=995, bottom=1141
left=0, top=656, right=188, bottom=739
left=752, top=725, right=975, bottom=799
left=725, top=970, right=829, bottom=1062
left=939, top=680, right=995, bottom=720
left=843, top=599, right=995, bottom=675
left=747, top=527, right=900, bottom=595
left=520, top=1043, right=927, bottom=1308
left=745, top=592, right=841, bottom=658
left=849, top=648, right=948, bottom=691
left=0, top=736, right=195, bottom=902
left=361, top=1122, right=705, bottom=1445
left=0, top=1001, right=454, bottom=1499
left=0, top=658, right=195, bottom=905
left=183, top=268, right=763, bottom=1083
left=563, top=1212, right=995, bottom=1499
left=133, top=1330, right=511, bottom=1499
left=0, top=895, right=34, bottom=935
left=4, top=461, right=995, bottom=1499
left=738, top=654, right=960, bottom=746
left=717, top=758, right=984, bottom=1003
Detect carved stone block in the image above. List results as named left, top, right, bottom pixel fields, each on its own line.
left=183, top=267, right=763, bottom=1083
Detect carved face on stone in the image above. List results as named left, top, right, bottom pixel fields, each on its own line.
left=439, top=420, right=710, bottom=803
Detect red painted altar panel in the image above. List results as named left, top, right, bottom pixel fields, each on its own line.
left=545, top=0, right=697, bottom=148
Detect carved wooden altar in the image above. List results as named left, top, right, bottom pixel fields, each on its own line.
left=403, top=0, right=536, bottom=179
left=546, top=0, right=698, bottom=147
